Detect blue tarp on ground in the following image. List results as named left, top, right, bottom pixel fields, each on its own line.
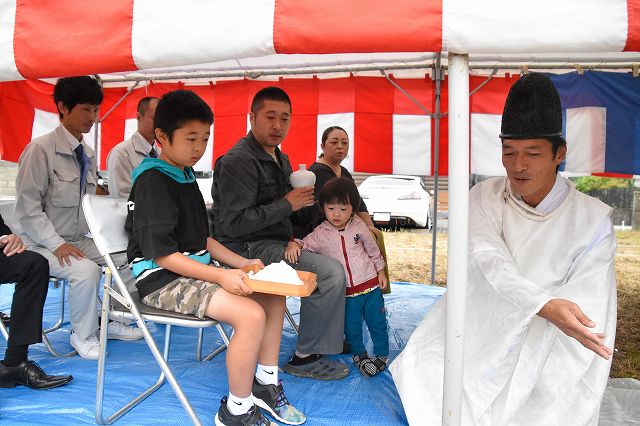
left=0, top=281, right=445, bottom=425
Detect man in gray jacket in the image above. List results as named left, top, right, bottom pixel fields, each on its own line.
left=212, top=86, right=349, bottom=380
left=14, top=76, right=142, bottom=360
left=107, top=97, right=159, bottom=198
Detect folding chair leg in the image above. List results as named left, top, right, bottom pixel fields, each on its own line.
left=285, top=306, right=299, bottom=335
left=1, top=278, right=77, bottom=357
left=95, top=267, right=204, bottom=426
left=43, top=277, right=66, bottom=334
left=41, top=333, right=76, bottom=357
left=42, top=277, right=78, bottom=357
left=196, top=328, right=204, bottom=361
left=201, top=324, right=231, bottom=362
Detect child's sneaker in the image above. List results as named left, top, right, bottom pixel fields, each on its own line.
left=352, top=353, right=387, bottom=377
left=252, top=378, right=306, bottom=425
left=214, top=396, right=274, bottom=426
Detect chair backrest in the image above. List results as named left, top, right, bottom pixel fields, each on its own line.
left=82, top=195, right=129, bottom=256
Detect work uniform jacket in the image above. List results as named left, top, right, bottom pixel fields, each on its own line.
left=107, top=131, right=155, bottom=198
left=14, top=125, right=97, bottom=251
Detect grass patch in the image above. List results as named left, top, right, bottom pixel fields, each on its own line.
left=384, top=229, right=640, bottom=379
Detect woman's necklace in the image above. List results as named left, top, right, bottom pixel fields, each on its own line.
left=320, top=158, right=341, bottom=177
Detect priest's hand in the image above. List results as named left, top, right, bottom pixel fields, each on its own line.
left=538, top=298, right=612, bottom=360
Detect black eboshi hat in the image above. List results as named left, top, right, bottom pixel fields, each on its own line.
left=500, top=72, right=564, bottom=141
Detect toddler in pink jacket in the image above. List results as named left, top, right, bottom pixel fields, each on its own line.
left=285, top=178, right=389, bottom=376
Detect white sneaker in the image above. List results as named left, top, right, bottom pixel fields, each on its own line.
left=107, top=321, right=144, bottom=341
left=70, top=331, right=101, bottom=360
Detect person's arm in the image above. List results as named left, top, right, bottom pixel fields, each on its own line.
left=130, top=172, right=253, bottom=296
left=536, top=217, right=615, bottom=359
left=14, top=141, right=66, bottom=252
left=469, top=184, right=613, bottom=359
left=285, top=227, right=322, bottom=263
left=215, top=154, right=292, bottom=238
left=155, top=252, right=252, bottom=296
left=107, top=146, right=134, bottom=199
left=0, top=215, right=26, bottom=256
left=468, top=185, right=553, bottom=315
left=339, top=167, right=371, bottom=218
left=359, top=222, right=385, bottom=272
left=357, top=211, right=374, bottom=228
left=0, top=214, right=11, bottom=236
left=206, top=237, right=263, bottom=270
left=295, top=227, right=323, bottom=254
left=0, top=234, right=26, bottom=257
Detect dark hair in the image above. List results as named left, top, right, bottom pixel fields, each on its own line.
left=318, top=177, right=361, bottom=211
left=153, top=90, right=213, bottom=142
left=547, top=136, right=567, bottom=157
left=321, top=126, right=348, bottom=144
left=250, top=86, right=291, bottom=115
left=53, top=76, right=103, bottom=119
left=548, top=136, right=567, bottom=172
left=319, top=126, right=348, bottom=158
left=137, top=96, right=159, bottom=116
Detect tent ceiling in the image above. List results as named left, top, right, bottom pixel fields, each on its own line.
left=1, top=1, right=638, bottom=83
left=98, top=52, right=640, bottom=86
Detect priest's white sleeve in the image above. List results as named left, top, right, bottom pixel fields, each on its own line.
left=468, top=183, right=553, bottom=317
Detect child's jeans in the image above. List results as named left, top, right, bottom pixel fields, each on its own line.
left=344, top=287, right=389, bottom=357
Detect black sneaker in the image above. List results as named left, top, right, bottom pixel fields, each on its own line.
left=214, top=396, right=273, bottom=426
left=252, top=378, right=306, bottom=425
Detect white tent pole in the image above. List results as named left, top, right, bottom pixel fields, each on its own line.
left=431, top=53, right=442, bottom=286
left=442, top=53, right=469, bottom=426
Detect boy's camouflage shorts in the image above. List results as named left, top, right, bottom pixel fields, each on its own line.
left=141, top=277, right=220, bottom=319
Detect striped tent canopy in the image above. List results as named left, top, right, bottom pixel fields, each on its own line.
left=0, top=0, right=638, bottom=81
left=0, top=0, right=639, bottom=176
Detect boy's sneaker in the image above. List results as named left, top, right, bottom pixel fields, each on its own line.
left=106, top=321, right=144, bottom=341
left=70, top=331, right=101, bottom=360
left=252, top=378, right=306, bottom=425
left=214, top=397, right=274, bottom=426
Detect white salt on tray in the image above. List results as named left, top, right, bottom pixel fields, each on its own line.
left=248, top=261, right=303, bottom=285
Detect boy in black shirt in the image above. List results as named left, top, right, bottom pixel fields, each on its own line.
left=126, top=90, right=306, bottom=426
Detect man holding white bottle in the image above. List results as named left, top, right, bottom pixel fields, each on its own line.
left=211, top=86, right=349, bottom=380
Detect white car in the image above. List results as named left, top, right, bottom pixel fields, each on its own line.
left=358, top=175, right=431, bottom=228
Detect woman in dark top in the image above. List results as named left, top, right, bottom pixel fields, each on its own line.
left=305, top=126, right=374, bottom=231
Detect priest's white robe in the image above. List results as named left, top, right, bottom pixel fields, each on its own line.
left=390, top=176, right=617, bottom=426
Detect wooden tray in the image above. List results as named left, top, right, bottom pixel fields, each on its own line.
left=242, top=265, right=317, bottom=297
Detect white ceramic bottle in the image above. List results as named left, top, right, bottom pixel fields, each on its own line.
left=290, top=164, right=316, bottom=206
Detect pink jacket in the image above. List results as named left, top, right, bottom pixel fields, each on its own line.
left=296, top=215, right=385, bottom=295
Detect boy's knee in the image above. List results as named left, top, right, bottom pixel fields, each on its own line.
left=247, top=305, right=267, bottom=327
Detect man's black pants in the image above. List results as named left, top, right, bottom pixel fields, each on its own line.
left=0, top=250, right=49, bottom=348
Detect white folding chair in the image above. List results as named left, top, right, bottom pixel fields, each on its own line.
left=0, top=277, right=77, bottom=357
left=0, top=199, right=76, bottom=357
left=82, top=194, right=230, bottom=426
